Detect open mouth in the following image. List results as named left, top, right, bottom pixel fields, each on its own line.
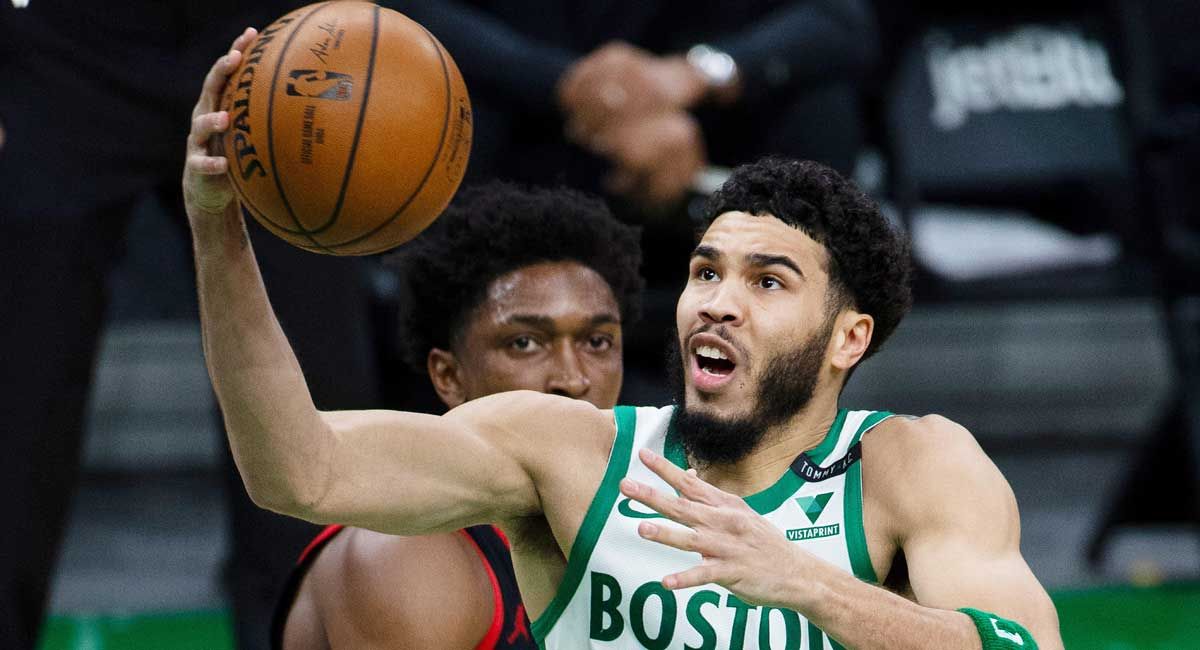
left=695, top=345, right=736, bottom=377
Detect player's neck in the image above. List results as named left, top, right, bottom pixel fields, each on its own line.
left=694, top=390, right=842, bottom=497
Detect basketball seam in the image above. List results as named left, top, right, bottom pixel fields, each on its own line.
left=308, top=2, right=379, bottom=236
left=225, top=10, right=308, bottom=239
left=321, top=24, right=453, bottom=252
left=265, top=1, right=336, bottom=254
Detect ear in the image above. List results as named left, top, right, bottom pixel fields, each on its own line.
left=830, top=310, right=874, bottom=372
left=427, top=348, right=466, bottom=409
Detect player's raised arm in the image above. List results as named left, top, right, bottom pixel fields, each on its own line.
left=183, top=33, right=606, bottom=537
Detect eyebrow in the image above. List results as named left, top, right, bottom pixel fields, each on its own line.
left=747, top=253, right=805, bottom=278
left=504, top=313, right=621, bottom=329
left=691, top=245, right=721, bottom=262
left=692, top=245, right=805, bottom=279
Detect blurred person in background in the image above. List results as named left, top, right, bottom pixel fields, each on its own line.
left=402, top=0, right=877, bottom=208
left=0, top=3, right=378, bottom=649
left=272, top=182, right=644, bottom=650
left=398, top=0, right=880, bottom=406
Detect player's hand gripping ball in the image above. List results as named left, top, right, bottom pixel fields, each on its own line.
left=218, top=1, right=472, bottom=255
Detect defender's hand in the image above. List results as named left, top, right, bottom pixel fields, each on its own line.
left=620, top=448, right=808, bottom=609
left=183, top=27, right=257, bottom=223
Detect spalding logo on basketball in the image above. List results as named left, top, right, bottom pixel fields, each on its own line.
left=218, top=1, right=472, bottom=256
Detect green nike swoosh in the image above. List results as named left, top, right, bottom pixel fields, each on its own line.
left=617, top=497, right=668, bottom=519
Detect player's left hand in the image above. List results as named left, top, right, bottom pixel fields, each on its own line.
left=184, top=27, right=257, bottom=223
left=620, top=447, right=807, bottom=609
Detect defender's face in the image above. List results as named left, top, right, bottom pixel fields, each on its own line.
left=675, top=211, right=836, bottom=419
left=446, top=261, right=624, bottom=409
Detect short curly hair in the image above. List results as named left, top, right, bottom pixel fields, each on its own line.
left=385, top=181, right=644, bottom=370
left=702, top=157, right=912, bottom=360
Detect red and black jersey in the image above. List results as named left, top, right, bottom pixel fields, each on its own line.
left=270, top=524, right=535, bottom=649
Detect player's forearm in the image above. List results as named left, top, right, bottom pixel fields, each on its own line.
left=785, top=556, right=980, bottom=650
left=191, top=203, right=333, bottom=516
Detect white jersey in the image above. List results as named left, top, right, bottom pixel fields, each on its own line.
left=532, top=405, right=894, bottom=649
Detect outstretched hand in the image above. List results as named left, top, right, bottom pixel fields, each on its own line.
left=619, top=448, right=807, bottom=609
left=183, top=27, right=257, bottom=223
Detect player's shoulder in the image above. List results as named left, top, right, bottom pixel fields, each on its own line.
left=312, top=527, right=490, bottom=645
left=865, top=413, right=1015, bottom=529
left=867, top=413, right=984, bottom=467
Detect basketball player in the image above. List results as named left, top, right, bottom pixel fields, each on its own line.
left=271, top=181, right=644, bottom=649
left=188, top=33, right=1062, bottom=649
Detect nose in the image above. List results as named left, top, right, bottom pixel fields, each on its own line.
left=546, top=344, right=591, bottom=399
left=699, top=283, right=743, bottom=326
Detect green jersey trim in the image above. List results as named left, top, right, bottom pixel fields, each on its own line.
left=531, top=405, right=637, bottom=645
left=844, top=411, right=893, bottom=584
left=663, top=409, right=849, bottom=514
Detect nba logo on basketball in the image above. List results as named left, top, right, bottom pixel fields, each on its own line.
left=286, top=70, right=354, bottom=101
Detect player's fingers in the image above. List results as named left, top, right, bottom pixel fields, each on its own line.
left=187, top=152, right=229, bottom=176
left=195, top=26, right=255, bottom=112
left=637, top=520, right=701, bottom=553
left=190, top=111, right=229, bottom=150
left=193, top=52, right=239, bottom=120
left=202, top=49, right=242, bottom=102
left=619, top=478, right=700, bottom=525
left=230, top=26, right=258, bottom=54
left=662, top=564, right=718, bottom=591
left=639, top=448, right=725, bottom=504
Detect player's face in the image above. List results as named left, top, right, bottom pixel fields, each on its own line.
left=433, top=261, right=624, bottom=409
left=674, top=211, right=838, bottom=423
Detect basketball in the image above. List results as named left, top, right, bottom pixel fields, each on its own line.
left=217, top=1, right=471, bottom=255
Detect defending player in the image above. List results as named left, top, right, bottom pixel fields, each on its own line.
left=189, top=33, right=1063, bottom=649
left=271, top=181, right=643, bottom=649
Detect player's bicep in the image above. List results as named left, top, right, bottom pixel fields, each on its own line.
left=307, top=396, right=541, bottom=534
left=901, top=449, right=1063, bottom=649
left=905, top=531, right=1061, bottom=649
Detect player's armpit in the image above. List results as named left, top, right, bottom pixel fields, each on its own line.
left=884, top=416, right=1064, bottom=650
left=299, top=390, right=613, bottom=536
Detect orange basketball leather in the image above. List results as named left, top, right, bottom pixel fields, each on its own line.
left=219, top=1, right=472, bottom=255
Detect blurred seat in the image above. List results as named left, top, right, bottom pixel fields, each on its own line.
left=884, top=9, right=1154, bottom=300
left=879, top=3, right=1199, bottom=567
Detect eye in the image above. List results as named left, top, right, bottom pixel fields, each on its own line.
left=587, top=334, right=614, bottom=351
left=697, top=267, right=719, bottom=282
left=757, top=276, right=782, bottom=290
left=510, top=335, right=541, bottom=352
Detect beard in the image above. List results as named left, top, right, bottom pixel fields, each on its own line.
left=666, top=319, right=833, bottom=466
